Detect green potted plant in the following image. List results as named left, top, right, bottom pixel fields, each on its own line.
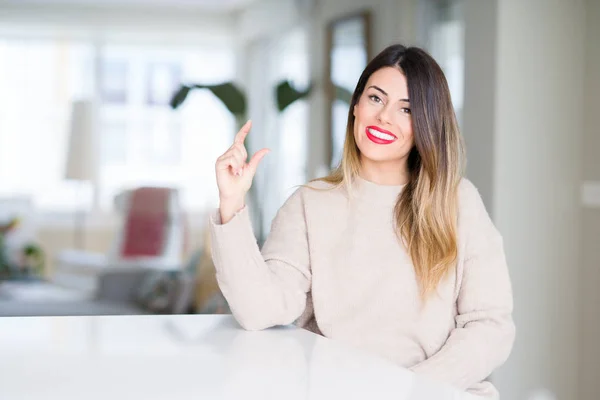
left=21, top=243, right=45, bottom=278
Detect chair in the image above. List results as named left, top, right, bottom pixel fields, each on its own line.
left=53, top=186, right=187, bottom=293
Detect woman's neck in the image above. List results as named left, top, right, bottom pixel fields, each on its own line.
left=359, top=159, right=409, bottom=186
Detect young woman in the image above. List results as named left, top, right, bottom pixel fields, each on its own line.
left=210, top=44, right=515, bottom=398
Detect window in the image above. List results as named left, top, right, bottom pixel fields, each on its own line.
left=96, top=45, right=236, bottom=211
left=0, top=38, right=237, bottom=214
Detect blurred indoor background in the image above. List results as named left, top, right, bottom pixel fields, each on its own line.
left=0, top=0, right=597, bottom=399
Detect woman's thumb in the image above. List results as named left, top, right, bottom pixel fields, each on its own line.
left=247, top=148, right=270, bottom=175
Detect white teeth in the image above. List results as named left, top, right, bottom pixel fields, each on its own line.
left=368, top=128, right=395, bottom=141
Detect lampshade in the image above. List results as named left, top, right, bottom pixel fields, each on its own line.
left=65, top=100, right=96, bottom=182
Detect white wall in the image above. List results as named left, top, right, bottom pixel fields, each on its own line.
left=580, top=0, right=600, bottom=398
left=464, top=0, right=585, bottom=399
left=461, top=0, right=497, bottom=212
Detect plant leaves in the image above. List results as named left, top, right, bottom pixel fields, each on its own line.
left=170, top=83, right=247, bottom=119
left=169, top=85, right=191, bottom=109
left=201, top=83, right=247, bottom=119
left=276, top=80, right=312, bottom=112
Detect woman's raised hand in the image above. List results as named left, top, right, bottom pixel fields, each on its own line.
left=215, top=120, right=270, bottom=223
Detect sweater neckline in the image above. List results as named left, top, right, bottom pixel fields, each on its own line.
left=354, top=175, right=405, bottom=200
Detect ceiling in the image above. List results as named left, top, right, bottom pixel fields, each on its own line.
left=0, top=0, right=259, bottom=11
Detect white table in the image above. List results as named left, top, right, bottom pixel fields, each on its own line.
left=0, top=315, right=478, bottom=400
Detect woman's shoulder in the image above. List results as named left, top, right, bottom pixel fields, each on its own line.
left=293, top=178, right=341, bottom=195
left=456, top=178, right=503, bottom=247
left=458, top=177, right=479, bottom=199
left=270, top=179, right=345, bottom=225
left=457, top=177, right=490, bottom=219
left=283, top=178, right=346, bottom=208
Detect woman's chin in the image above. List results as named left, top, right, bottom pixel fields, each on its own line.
left=360, top=151, right=399, bottom=163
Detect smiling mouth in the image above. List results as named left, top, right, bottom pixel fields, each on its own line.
left=365, top=126, right=397, bottom=144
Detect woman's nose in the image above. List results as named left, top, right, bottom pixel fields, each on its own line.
left=376, top=107, right=393, bottom=125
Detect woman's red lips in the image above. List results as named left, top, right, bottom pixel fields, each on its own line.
left=365, top=125, right=397, bottom=144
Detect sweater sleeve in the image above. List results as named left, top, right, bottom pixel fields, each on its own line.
left=208, top=188, right=311, bottom=331
left=409, top=183, right=516, bottom=390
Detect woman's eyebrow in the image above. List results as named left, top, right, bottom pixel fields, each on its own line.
left=368, top=85, right=388, bottom=96
left=367, top=85, right=409, bottom=102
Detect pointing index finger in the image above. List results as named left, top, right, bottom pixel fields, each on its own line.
left=234, top=120, right=252, bottom=145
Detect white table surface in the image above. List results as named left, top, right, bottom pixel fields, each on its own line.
left=0, top=315, right=478, bottom=400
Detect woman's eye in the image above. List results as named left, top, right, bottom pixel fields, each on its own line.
left=401, top=108, right=411, bottom=115
left=369, top=95, right=382, bottom=103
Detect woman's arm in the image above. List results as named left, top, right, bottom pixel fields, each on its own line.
left=209, top=188, right=311, bottom=331
left=409, top=182, right=516, bottom=390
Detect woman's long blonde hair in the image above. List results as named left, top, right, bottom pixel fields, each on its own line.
left=313, top=45, right=465, bottom=299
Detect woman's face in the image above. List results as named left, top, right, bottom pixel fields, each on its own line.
left=353, top=66, right=414, bottom=168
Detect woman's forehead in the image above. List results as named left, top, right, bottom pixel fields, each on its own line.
left=366, top=67, right=409, bottom=99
